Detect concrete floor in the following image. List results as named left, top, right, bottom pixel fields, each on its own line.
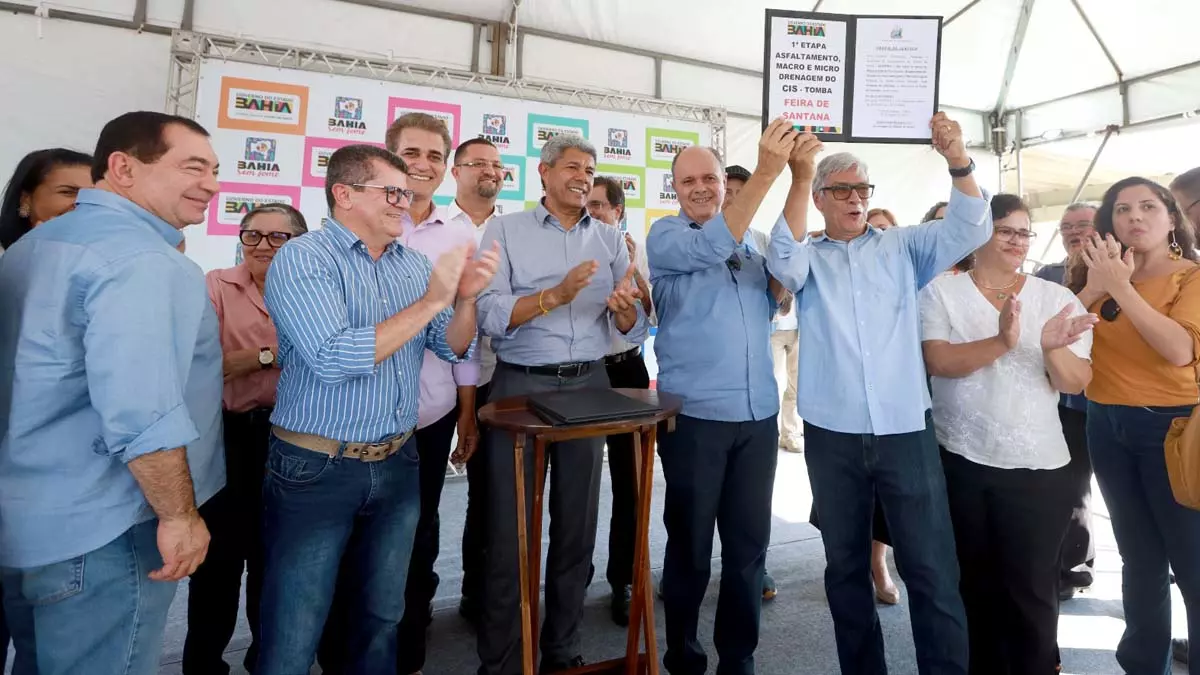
left=12, top=443, right=1180, bottom=674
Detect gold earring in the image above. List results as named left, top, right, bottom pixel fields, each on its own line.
left=1169, top=229, right=1184, bottom=260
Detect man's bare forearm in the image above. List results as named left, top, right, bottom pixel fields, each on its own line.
left=508, top=290, right=560, bottom=330
left=128, top=447, right=198, bottom=520
left=447, top=299, right=477, bottom=357
left=375, top=298, right=443, bottom=363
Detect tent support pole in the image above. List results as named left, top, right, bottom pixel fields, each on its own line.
left=1035, top=124, right=1118, bottom=263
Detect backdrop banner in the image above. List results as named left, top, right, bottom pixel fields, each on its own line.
left=190, top=60, right=711, bottom=275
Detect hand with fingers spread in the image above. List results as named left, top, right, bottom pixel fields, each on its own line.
left=998, top=295, right=1021, bottom=350
left=929, top=112, right=969, bottom=168
left=607, top=263, right=642, bottom=332
left=458, top=240, right=502, bottom=300
left=1041, top=304, right=1099, bottom=351
left=757, top=118, right=801, bottom=181
left=1079, top=232, right=1135, bottom=295
left=546, top=260, right=599, bottom=308
left=788, top=132, right=824, bottom=184
left=150, top=510, right=210, bottom=582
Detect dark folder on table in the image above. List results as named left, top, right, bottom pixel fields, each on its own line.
left=527, top=389, right=662, bottom=426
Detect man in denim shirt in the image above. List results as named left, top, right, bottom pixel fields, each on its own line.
left=0, top=111, right=225, bottom=675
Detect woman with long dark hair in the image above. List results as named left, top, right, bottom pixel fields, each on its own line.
left=0, top=148, right=92, bottom=250
left=1067, top=176, right=1200, bottom=673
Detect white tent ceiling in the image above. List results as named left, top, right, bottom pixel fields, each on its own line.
left=385, top=0, right=1200, bottom=118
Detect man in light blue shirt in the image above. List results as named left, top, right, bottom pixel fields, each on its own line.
left=258, top=144, right=492, bottom=675
left=0, top=111, right=225, bottom=675
left=646, top=122, right=799, bottom=675
left=768, top=113, right=990, bottom=675
left=475, top=134, right=647, bottom=675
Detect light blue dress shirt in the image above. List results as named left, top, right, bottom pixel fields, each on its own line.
left=768, top=186, right=993, bottom=435
left=477, top=202, right=648, bottom=366
left=0, top=189, right=225, bottom=568
left=265, top=217, right=469, bottom=444
left=647, top=212, right=780, bottom=422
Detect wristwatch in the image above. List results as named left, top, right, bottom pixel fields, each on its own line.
left=258, top=347, right=275, bottom=370
left=948, top=158, right=975, bottom=178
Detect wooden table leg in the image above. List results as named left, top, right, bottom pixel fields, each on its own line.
left=514, top=433, right=535, bottom=675
left=624, top=429, right=645, bottom=674
left=529, top=435, right=548, bottom=667
left=639, top=426, right=659, bottom=675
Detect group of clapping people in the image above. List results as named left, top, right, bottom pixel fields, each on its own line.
left=1, top=103, right=1200, bottom=675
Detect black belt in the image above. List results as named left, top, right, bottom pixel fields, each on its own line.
left=604, top=347, right=641, bottom=366
left=499, top=359, right=598, bottom=378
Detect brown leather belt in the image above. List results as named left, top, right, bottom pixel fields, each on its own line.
left=271, top=426, right=414, bottom=463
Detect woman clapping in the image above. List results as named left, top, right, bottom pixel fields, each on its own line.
left=920, top=194, right=1097, bottom=673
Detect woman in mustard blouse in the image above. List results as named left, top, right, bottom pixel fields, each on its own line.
left=1068, top=176, right=1200, bottom=673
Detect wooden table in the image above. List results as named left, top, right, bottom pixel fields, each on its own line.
left=478, top=388, right=682, bottom=675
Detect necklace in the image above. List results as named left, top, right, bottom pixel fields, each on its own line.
left=969, top=270, right=1022, bottom=300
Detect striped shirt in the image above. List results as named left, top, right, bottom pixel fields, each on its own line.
left=264, top=217, right=468, bottom=443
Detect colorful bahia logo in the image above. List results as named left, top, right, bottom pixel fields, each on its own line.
left=659, top=173, right=677, bottom=201
left=238, top=137, right=281, bottom=178
left=231, top=90, right=299, bottom=122
left=786, top=21, right=826, bottom=36
left=480, top=114, right=510, bottom=148
left=329, top=97, right=367, bottom=134
left=604, top=128, right=631, bottom=160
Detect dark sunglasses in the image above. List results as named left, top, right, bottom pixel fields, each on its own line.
left=239, top=229, right=293, bottom=248
left=1100, top=297, right=1121, bottom=322
left=818, top=184, right=875, bottom=201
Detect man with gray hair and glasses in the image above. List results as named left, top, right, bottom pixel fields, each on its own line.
left=475, top=133, right=648, bottom=675
left=1035, top=202, right=1099, bottom=603
left=768, top=112, right=990, bottom=674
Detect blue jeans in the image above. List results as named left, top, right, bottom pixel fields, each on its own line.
left=804, top=414, right=968, bottom=675
left=255, top=432, right=420, bottom=675
left=658, top=414, right=778, bottom=675
left=1, top=518, right=178, bottom=675
left=1088, top=402, right=1200, bottom=675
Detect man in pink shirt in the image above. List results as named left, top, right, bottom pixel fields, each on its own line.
left=390, top=112, right=482, bottom=675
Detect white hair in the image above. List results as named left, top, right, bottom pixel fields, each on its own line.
left=540, top=134, right=597, bottom=165
left=814, top=152, right=868, bottom=190
left=1063, top=201, right=1099, bottom=214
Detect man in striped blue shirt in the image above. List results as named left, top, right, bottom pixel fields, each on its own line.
left=257, top=144, right=497, bottom=675
left=475, top=134, right=648, bottom=675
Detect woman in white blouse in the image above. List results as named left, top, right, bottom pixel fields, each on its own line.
left=919, top=194, right=1097, bottom=673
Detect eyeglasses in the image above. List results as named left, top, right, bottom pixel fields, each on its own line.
left=818, top=184, right=874, bottom=201
left=455, top=161, right=505, bottom=171
left=350, top=183, right=414, bottom=206
left=1059, top=222, right=1094, bottom=234
left=1100, top=297, right=1121, bottom=322
left=995, top=226, right=1037, bottom=242
left=239, top=229, right=293, bottom=248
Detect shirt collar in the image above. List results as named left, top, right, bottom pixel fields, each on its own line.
left=213, top=262, right=268, bottom=315
left=810, top=225, right=879, bottom=244
left=404, top=204, right=447, bottom=231
left=324, top=216, right=401, bottom=257
left=534, top=199, right=592, bottom=231
left=76, top=189, right=184, bottom=247
left=448, top=199, right=497, bottom=228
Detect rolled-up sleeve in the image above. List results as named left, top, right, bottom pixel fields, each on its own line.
left=264, top=243, right=377, bottom=385
left=83, top=253, right=201, bottom=462
left=766, top=213, right=813, bottom=293
left=902, top=186, right=993, bottom=288
left=425, top=304, right=474, bottom=364
left=476, top=219, right=521, bottom=339
left=647, top=214, right=738, bottom=280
